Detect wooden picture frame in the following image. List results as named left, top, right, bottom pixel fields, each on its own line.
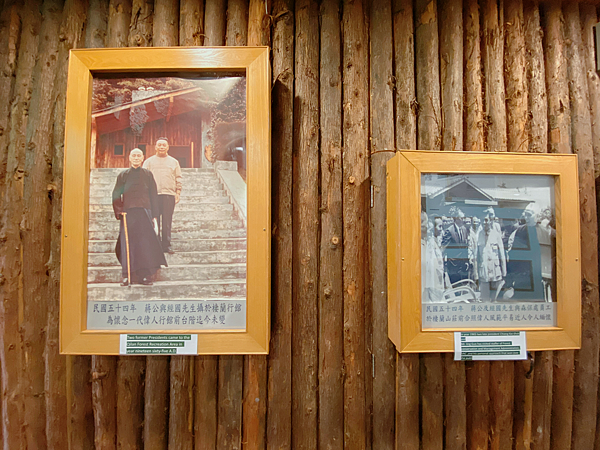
left=60, top=47, right=271, bottom=355
left=387, top=150, right=581, bottom=353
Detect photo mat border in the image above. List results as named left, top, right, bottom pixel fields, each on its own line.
left=60, top=47, right=271, bottom=355
left=387, top=150, right=581, bottom=353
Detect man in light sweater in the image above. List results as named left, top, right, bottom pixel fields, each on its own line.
left=143, top=137, right=182, bottom=254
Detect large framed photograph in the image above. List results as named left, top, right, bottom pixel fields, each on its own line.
left=60, top=47, right=270, bottom=355
left=387, top=151, right=581, bottom=353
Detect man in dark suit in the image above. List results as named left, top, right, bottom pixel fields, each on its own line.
left=442, top=208, right=469, bottom=247
left=113, top=148, right=167, bottom=286
left=442, top=207, right=470, bottom=284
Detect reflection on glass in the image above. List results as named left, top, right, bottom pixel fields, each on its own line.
left=86, top=74, right=248, bottom=331
left=421, top=173, right=556, bottom=329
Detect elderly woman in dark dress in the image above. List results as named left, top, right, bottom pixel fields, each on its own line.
left=112, top=148, right=167, bottom=286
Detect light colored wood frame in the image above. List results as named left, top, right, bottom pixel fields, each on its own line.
left=60, top=47, right=271, bottom=355
left=387, top=150, right=581, bottom=353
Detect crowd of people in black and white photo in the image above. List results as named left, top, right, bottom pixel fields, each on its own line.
left=421, top=205, right=556, bottom=304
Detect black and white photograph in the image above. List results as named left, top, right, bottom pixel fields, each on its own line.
left=85, top=74, right=248, bottom=331
left=420, top=173, right=556, bottom=329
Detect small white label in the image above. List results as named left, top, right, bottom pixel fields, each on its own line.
left=454, top=331, right=527, bottom=361
left=120, top=334, right=198, bottom=355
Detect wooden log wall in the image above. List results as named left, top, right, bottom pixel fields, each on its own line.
left=1, top=0, right=600, bottom=449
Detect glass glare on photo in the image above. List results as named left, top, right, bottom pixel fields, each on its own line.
left=421, top=173, right=556, bottom=329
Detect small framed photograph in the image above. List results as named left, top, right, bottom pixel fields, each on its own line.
left=60, top=47, right=270, bottom=355
left=387, top=150, right=581, bottom=353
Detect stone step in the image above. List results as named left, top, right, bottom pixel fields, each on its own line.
left=90, top=208, right=236, bottom=223
left=91, top=168, right=215, bottom=175
left=89, top=250, right=247, bottom=267
left=88, top=218, right=244, bottom=233
left=91, top=171, right=218, bottom=179
left=88, top=237, right=247, bottom=254
left=88, top=263, right=246, bottom=284
left=90, top=179, right=223, bottom=193
left=87, top=279, right=246, bottom=302
left=89, top=197, right=231, bottom=211
left=90, top=190, right=227, bottom=204
left=89, top=228, right=247, bottom=241
left=90, top=174, right=219, bottom=186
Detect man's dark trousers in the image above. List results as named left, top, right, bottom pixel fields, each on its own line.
left=157, top=194, right=176, bottom=251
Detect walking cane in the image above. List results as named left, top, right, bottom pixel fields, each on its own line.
left=122, top=212, right=131, bottom=286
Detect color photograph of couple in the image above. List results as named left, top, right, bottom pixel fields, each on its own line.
left=86, top=74, right=248, bottom=330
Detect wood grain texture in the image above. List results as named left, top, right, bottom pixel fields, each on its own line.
left=217, top=355, right=243, bottom=450
left=439, top=0, right=463, bottom=151
left=482, top=0, right=507, bottom=152
left=369, top=0, right=395, bottom=448
left=583, top=7, right=600, bottom=448
left=395, top=353, right=419, bottom=450
left=85, top=0, right=108, bottom=48
left=531, top=352, right=552, bottom=450
left=179, top=0, right=204, bottom=46
left=543, top=0, right=570, bottom=154
left=128, top=0, right=153, bottom=46
left=481, top=3, right=511, bottom=447
left=319, top=1, right=343, bottom=448
left=415, top=0, right=440, bottom=150
left=248, top=0, right=269, bottom=46
left=0, top=1, right=599, bottom=448
left=242, top=355, right=267, bottom=450
left=420, top=354, right=443, bottom=450
left=513, top=358, right=533, bottom=450
left=21, top=1, right=62, bottom=447
left=292, top=0, right=319, bottom=448
left=524, top=0, right=547, bottom=153
left=565, top=4, right=600, bottom=450
left=68, top=356, right=95, bottom=450
left=489, top=361, right=514, bottom=450
left=581, top=4, right=600, bottom=178
left=67, top=5, right=102, bottom=450
left=550, top=351, right=574, bottom=450
left=194, top=2, right=224, bottom=446
left=226, top=0, right=248, bottom=46
left=153, top=0, right=179, bottom=46
left=439, top=1, right=466, bottom=442
left=194, top=356, right=218, bottom=450
left=342, top=0, right=369, bottom=447
left=243, top=7, right=270, bottom=448
left=505, top=0, right=528, bottom=153
left=217, top=13, right=245, bottom=450
left=144, top=356, right=169, bottom=450
left=544, top=10, right=573, bottom=448
left=0, top=1, right=41, bottom=447
left=444, top=355, right=466, bottom=450
left=464, top=0, right=484, bottom=152
left=169, top=356, right=194, bottom=449
left=203, top=0, right=226, bottom=45
left=393, top=0, right=416, bottom=150
left=267, top=0, right=293, bottom=446
left=0, top=6, right=20, bottom=445
left=46, top=1, right=87, bottom=448
left=116, top=357, right=145, bottom=450
left=415, top=2, right=442, bottom=449
left=392, top=2, right=419, bottom=448
left=107, top=0, right=131, bottom=47
left=0, top=1, right=20, bottom=200
left=467, top=362, right=490, bottom=450
left=92, top=356, right=117, bottom=450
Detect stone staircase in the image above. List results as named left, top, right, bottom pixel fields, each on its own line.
left=87, top=168, right=247, bottom=302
